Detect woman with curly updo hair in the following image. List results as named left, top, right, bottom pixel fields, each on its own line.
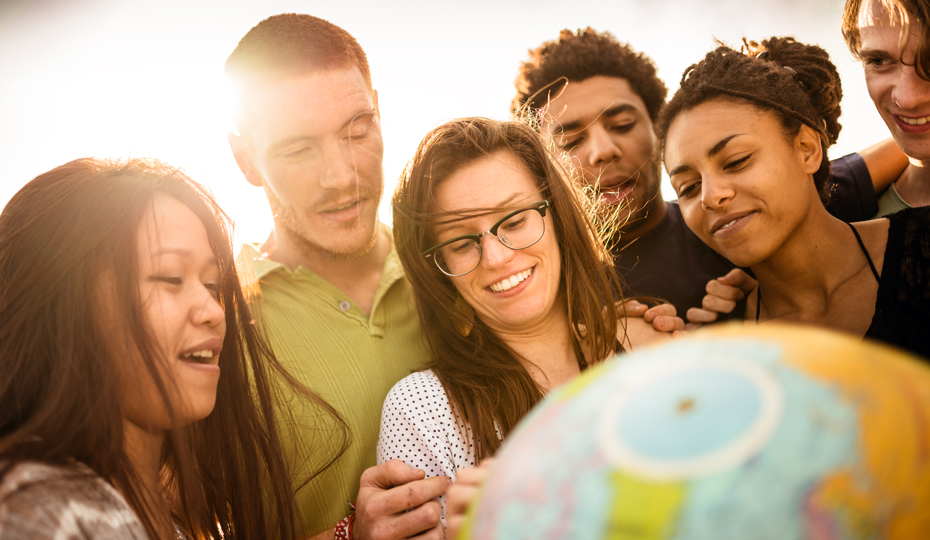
left=657, top=36, right=930, bottom=359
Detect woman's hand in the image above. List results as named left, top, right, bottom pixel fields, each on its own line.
left=445, top=459, right=494, bottom=540
left=686, top=269, right=758, bottom=325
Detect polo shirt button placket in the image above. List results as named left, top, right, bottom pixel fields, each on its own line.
left=339, top=300, right=351, bottom=312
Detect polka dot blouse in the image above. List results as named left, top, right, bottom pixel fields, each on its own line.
left=377, top=370, right=500, bottom=523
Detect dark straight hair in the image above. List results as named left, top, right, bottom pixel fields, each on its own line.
left=0, top=158, right=348, bottom=539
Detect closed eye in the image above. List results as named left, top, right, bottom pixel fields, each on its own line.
left=678, top=181, right=700, bottom=199
left=150, top=276, right=182, bottom=286
left=724, top=155, right=752, bottom=171
left=611, top=122, right=635, bottom=133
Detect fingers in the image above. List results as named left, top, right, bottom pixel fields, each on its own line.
left=716, top=268, right=758, bottom=295
left=365, top=476, right=451, bottom=517
left=642, top=304, right=683, bottom=333
left=701, top=290, right=738, bottom=316
left=649, top=315, right=685, bottom=333
left=705, top=279, right=745, bottom=303
left=686, top=307, right=719, bottom=324
left=618, top=300, right=647, bottom=318
left=356, top=464, right=450, bottom=540
left=643, top=303, right=676, bottom=322
left=446, top=460, right=494, bottom=540
left=366, top=499, right=444, bottom=540
left=360, top=459, right=426, bottom=491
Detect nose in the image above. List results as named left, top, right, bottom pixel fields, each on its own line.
left=700, top=174, right=735, bottom=211
left=192, top=286, right=226, bottom=329
left=890, top=64, right=930, bottom=111
left=318, top=139, right=356, bottom=191
left=479, top=234, right=516, bottom=270
left=582, top=124, right=623, bottom=169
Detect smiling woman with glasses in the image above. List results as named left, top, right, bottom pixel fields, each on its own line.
left=379, top=117, right=683, bottom=525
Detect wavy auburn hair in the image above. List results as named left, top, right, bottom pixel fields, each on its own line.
left=0, top=158, right=347, bottom=539
left=393, top=118, right=625, bottom=459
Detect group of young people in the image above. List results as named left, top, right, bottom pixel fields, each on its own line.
left=1, top=0, right=928, bottom=539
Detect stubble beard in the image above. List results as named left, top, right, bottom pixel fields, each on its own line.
left=605, top=158, right=663, bottom=236
left=268, top=179, right=384, bottom=263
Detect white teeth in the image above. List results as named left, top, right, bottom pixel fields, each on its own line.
left=720, top=219, right=738, bottom=230
left=181, top=349, right=213, bottom=360
left=898, top=115, right=930, bottom=125
left=490, top=268, right=533, bottom=292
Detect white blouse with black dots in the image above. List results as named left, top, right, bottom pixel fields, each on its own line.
left=377, top=370, right=500, bottom=524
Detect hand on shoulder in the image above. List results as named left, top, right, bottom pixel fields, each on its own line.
left=352, top=459, right=449, bottom=540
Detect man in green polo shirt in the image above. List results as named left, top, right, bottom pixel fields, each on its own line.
left=225, top=14, right=446, bottom=540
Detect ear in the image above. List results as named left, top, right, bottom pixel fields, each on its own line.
left=228, top=132, right=264, bottom=188
left=795, top=124, right=823, bottom=176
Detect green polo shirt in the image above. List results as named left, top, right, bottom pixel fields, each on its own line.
left=236, top=236, right=429, bottom=535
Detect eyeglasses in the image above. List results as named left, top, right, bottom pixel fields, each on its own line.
left=422, top=200, right=550, bottom=277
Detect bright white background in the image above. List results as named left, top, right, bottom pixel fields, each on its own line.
left=0, top=0, right=886, bottom=244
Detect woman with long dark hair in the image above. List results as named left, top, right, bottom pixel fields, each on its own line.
left=377, top=118, right=681, bottom=523
left=657, top=37, right=930, bottom=358
left=0, top=158, right=347, bottom=539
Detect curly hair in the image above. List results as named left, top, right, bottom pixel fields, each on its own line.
left=656, top=37, right=842, bottom=202
left=512, top=28, right=667, bottom=122
left=842, top=0, right=930, bottom=80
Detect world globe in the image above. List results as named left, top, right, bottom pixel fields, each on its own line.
left=461, top=324, right=930, bottom=540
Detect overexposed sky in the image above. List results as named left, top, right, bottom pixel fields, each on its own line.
left=0, top=0, right=886, bottom=244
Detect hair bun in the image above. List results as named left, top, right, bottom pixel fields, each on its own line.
left=751, top=37, right=842, bottom=144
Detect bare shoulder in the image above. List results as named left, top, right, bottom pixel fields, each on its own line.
left=851, top=217, right=892, bottom=275
left=618, top=317, right=672, bottom=352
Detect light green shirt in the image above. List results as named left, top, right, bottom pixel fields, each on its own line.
left=875, top=182, right=914, bottom=217
left=236, top=235, right=429, bottom=535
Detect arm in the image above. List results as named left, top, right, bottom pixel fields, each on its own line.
left=376, top=373, right=464, bottom=524
left=858, top=137, right=908, bottom=194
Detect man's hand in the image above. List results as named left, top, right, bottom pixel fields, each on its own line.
left=445, top=459, right=494, bottom=540
left=686, top=269, right=758, bottom=325
left=621, top=300, right=685, bottom=334
left=354, top=460, right=449, bottom=540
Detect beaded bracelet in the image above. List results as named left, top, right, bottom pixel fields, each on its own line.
left=334, top=503, right=356, bottom=540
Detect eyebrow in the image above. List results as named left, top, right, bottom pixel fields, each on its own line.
left=858, top=48, right=895, bottom=59
left=432, top=192, right=527, bottom=237
left=554, top=103, right=637, bottom=135
left=153, top=247, right=218, bottom=266
left=667, top=134, right=743, bottom=177
left=268, top=107, right=375, bottom=152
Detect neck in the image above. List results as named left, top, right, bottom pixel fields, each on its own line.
left=120, top=420, right=172, bottom=535
left=263, top=223, right=391, bottom=315
left=494, top=299, right=579, bottom=391
left=893, top=159, right=930, bottom=207
left=750, top=205, right=861, bottom=318
left=617, top=198, right=668, bottom=240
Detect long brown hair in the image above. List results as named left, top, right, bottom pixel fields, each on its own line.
left=0, top=158, right=348, bottom=539
left=392, top=118, right=625, bottom=459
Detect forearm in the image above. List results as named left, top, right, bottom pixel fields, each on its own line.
left=307, top=528, right=335, bottom=540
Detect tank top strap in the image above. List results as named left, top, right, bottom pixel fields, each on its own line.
left=847, top=222, right=880, bottom=283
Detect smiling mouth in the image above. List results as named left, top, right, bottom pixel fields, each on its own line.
left=490, top=267, right=533, bottom=292
left=179, top=349, right=217, bottom=364
left=897, top=115, right=930, bottom=126
left=323, top=200, right=361, bottom=213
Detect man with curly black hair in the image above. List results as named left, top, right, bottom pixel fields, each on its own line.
left=514, top=28, right=905, bottom=318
